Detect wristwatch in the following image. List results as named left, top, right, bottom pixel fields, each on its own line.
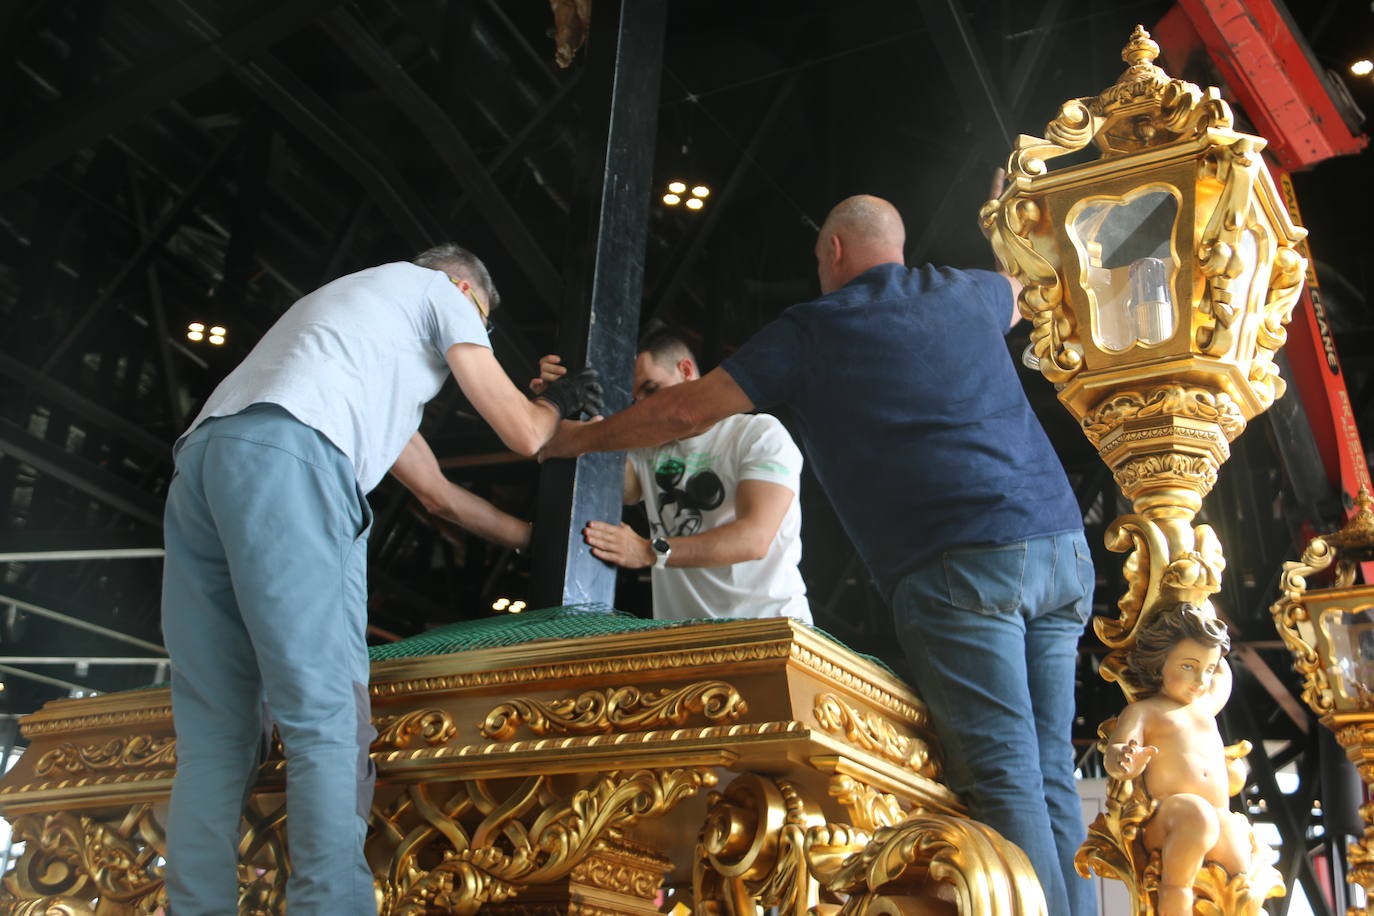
left=651, top=536, right=672, bottom=569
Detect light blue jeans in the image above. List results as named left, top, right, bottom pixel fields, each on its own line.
left=891, top=530, right=1095, bottom=916
left=161, top=404, right=377, bottom=915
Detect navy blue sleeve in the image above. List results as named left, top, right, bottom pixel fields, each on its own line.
left=721, top=313, right=806, bottom=410
left=967, top=269, right=1016, bottom=336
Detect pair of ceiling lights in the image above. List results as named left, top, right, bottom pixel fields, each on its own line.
left=1352, top=59, right=1373, bottom=76
left=187, top=322, right=226, bottom=345
left=663, top=180, right=710, bottom=210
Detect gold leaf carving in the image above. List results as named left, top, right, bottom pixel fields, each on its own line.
left=694, top=774, right=825, bottom=916
left=812, top=693, right=939, bottom=778
left=386, top=767, right=715, bottom=916
left=372, top=709, right=458, bottom=750
left=828, top=775, right=906, bottom=832
left=1081, top=386, right=1246, bottom=448
left=479, top=680, right=747, bottom=741
left=34, top=735, right=176, bottom=777
left=1113, top=454, right=1219, bottom=499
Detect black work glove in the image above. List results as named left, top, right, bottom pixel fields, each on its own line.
left=536, top=366, right=604, bottom=418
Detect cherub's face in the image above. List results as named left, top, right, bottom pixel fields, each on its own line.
left=1158, top=638, right=1222, bottom=705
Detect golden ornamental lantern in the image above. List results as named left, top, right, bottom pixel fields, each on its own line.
left=1271, top=489, right=1374, bottom=914
left=981, top=25, right=1308, bottom=915
left=981, top=24, right=1307, bottom=675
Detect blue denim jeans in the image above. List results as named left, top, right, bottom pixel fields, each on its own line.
left=162, top=405, right=377, bottom=915
left=891, top=530, right=1095, bottom=916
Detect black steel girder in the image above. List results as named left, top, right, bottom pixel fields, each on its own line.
left=0, top=418, right=163, bottom=528
left=0, top=0, right=348, bottom=193
left=318, top=9, right=564, bottom=312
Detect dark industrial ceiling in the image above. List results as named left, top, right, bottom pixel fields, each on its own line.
left=1, top=0, right=1371, bottom=843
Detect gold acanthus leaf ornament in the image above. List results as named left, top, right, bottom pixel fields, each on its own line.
left=828, top=775, right=907, bottom=832
left=1113, top=454, right=1220, bottom=499
left=812, top=693, right=939, bottom=777
left=1081, top=386, right=1246, bottom=449
left=5, top=806, right=167, bottom=908
left=479, top=680, right=747, bottom=741
left=34, top=735, right=177, bottom=777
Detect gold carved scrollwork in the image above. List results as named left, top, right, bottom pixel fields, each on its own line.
left=804, top=815, right=1049, bottom=916
left=373, top=708, right=459, bottom=750
left=1195, top=139, right=1260, bottom=358
left=380, top=767, right=714, bottom=916
left=693, top=773, right=825, bottom=916
left=827, top=775, right=906, bottom=832
left=812, top=693, right=940, bottom=778
left=1249, top=246, right=1307, bottom=406
left=980, top=192, right=1079, bottom=384
left=1270, top=537, right=1338, bottom=717
left=1095, top=516, right=1225, bottom=693
left=33, top=736, right=176, bottom=777
left=479, top=680, right=747, bottom=741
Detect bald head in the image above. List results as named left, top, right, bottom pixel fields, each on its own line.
left=815, top=195, right=906, bottom=293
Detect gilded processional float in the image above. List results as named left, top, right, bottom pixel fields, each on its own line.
left=0, top=26, right=1319, bottom=916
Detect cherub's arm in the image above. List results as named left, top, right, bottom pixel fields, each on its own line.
left=1103, top=702, right=1159, bottom=781
left=1201, top=657, right=1233, bottom=717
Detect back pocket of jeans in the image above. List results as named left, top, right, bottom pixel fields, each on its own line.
left=942, top=542, right=1027, bottom=613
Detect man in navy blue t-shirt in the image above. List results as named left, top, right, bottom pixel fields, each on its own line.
left=542, top=195, right=1094, bottom=916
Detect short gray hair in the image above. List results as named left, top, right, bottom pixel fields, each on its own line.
left=414, top=243, right=501, bottom=312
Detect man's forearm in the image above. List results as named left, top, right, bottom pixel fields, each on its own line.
left=663, top=520, right=772, bottom=568
left=545, top=368, right=755, bottom=460
left=434, top=484, right=532, bottom=550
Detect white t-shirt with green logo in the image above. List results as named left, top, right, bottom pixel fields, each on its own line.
left=628, top=413, right=811, bottom=623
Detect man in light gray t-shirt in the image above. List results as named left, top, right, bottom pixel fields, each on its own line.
left=160, top=244, right=602, bottom=916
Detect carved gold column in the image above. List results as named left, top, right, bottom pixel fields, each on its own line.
left=1271, top=490, right=1374, bottom=916
left=981, top=25, right=1306, bottom=915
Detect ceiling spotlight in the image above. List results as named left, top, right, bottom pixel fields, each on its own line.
left=492, top=597, right=510, bottom=611
left=685, top=197, right=704, bottom=210
left=1352, top=59, right=1374, bottom=76
left=691, top=185, right=710, bottom=198
left=668, top=181, right=687, bottom=194
left=663, top=193, right=681, bottom=205
left=188, top=322, right=205, bottom=332
left=187, top=330, right=204, bottom=342
left=210, top=326, right=226, bottom=336
left=208, top=335, right=225, bottom=345
left=509, top=600, right=526, bottom=613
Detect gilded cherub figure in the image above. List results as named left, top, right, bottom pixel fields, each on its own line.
left=1104, top=603, right=1250, bottom=916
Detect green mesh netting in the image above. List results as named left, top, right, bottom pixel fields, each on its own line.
left=366, top=604, right=892, bottom=675
left=368, top=604, right=728, bottom=660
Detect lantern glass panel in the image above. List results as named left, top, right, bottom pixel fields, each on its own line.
left=1068, top=188, right=1180, bottom=352
left=1326, top=606, right=1374, bottom=707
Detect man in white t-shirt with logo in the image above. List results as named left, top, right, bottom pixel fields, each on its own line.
left=160, top=244, right=602, bottom=916
left=547, top=331, right=810, bottom=623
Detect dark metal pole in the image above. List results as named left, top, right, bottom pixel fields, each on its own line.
left=530, top=0, right=667, bottom=610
